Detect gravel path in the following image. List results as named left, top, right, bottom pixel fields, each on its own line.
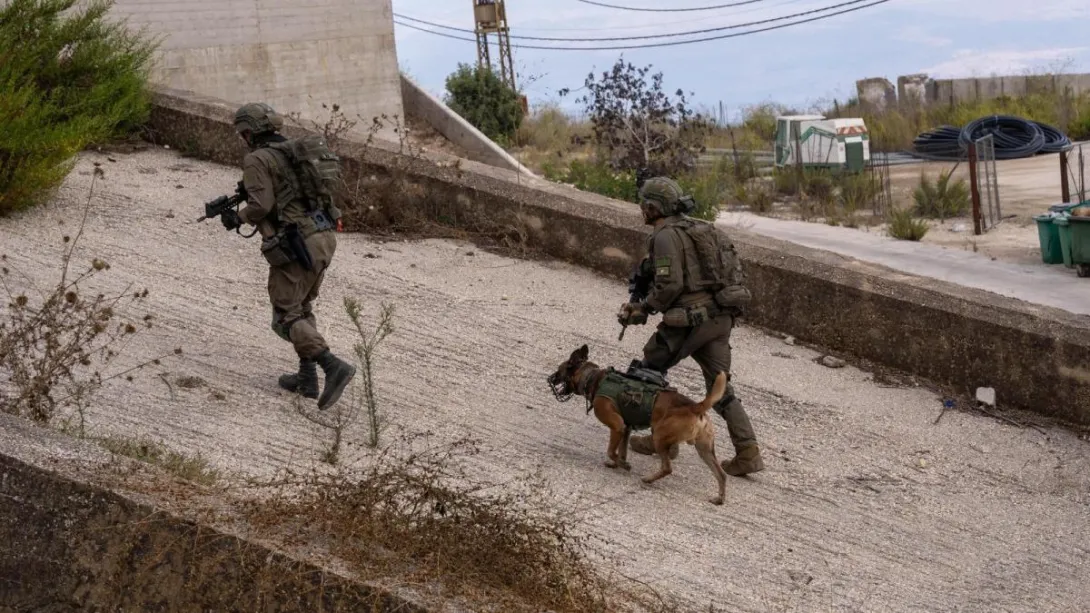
left=2, top=148, right=1089, bottom=612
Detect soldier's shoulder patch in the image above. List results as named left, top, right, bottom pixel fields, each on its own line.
left=655, top=255, right=672, bottom=277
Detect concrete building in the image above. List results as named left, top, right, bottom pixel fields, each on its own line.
left=107, top=0, right=405, bottom=140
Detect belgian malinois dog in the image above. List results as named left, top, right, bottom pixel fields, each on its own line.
left=548, top=344, right=730, bottom=505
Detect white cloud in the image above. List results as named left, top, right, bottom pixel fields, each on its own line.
left=892, top=0, right=1090, bottom=22
left=920, top=47, right=1089, bottom=79
left=894, top=25, right=950, bottom=48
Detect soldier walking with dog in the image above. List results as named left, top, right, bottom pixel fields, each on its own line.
left=220, top=102, right=356, bottom=410
left=617, top=176, right=765, bottom=476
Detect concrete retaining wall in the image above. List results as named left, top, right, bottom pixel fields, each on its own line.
left=105, top=0, right=405, bottom=140
left=0, top=413, right=431, bottom=612
left=144, top=86, right=1090, bottom=428
left=400, top=73, right=536, bottom=176
left=928, top=73, right=1090, bottom=105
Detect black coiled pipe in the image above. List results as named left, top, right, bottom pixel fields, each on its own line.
left=910, top=114, right=1073, bottom=161
left=1036, top=121, right=1073, bottom=153
left=959, top=115, right=1044, bottom=160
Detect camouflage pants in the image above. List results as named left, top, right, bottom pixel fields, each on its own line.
left=268, top=230, right=337, bottom=359
left=640, top=313, right=758, bottom=449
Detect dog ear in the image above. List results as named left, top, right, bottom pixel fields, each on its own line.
left=577, top=344, right=589, bottom=360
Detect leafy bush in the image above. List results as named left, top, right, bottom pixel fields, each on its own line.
left=444, top=62, right=524, bottom=144
left=515, top=103, right=583, bottom=151
left=541, top=157, right=638, bottom=203
left=913, top=169, right=970, bottom=219
left=562, top=56, right=712, bottom=177
left=0, top=0, right=158, bottom=215
left=887, top=207, right=930, bottom=241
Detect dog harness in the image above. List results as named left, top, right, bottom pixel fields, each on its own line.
left=589, top=369, right=669, bottom=431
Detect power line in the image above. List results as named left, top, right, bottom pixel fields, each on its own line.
left=397, top=0, right=880, bottom=42
left=392, top=0, right=893, bottom=51
left=435, top=0, right=810, bottom=32
left=574, top=0, right=771, bottom=11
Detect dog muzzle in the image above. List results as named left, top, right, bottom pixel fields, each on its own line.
left=547, top=372, right=574, bottom=402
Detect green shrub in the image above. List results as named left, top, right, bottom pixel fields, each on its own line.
left=913, top=169, right=969, bottom=219
left=837, top=170, right=880, bottom=215
left=0, top=0, right=158, bottom=215
left=677, top=157, right=734, bottom=221
left=515, top=103, right=580, bottom=151
left=444, top=63, right=523, bottom=144
left=542, top=157, right=638, bottom=203
left=887, top=207, right=929, bottom=241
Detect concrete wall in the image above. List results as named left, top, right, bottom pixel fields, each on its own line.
left=856, top=77, right=897, bottom=110
left=928, top=73, right=1090, bottom=105
left=400, top=73, right=536, bottom=176
left=0, top=412, right=432, bottom=612
left=860, top=72, right=1090, bottom=108
left=105, top=0, right=405, bottom=140
left=144, top=86, right=1090, bottom=428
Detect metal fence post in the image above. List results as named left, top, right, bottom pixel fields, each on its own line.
left=968, top=141, right=982, bottom=235
left=1060, top=149, right=1071, bottom=204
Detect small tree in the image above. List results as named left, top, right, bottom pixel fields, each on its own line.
left=0, top=0, right=158, bottom=215
left=561, top=56, right=712, bottom=177
left=444, top=63, right=524, bottom=144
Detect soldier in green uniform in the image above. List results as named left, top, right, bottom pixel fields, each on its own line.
left=617, top=176, right=765, bottom=476
left=221, top=102, right=356, bottom=411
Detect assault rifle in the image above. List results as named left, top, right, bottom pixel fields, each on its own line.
left=618, top=257, right=654, bottom=341
left=197, top=181, right=258, bottom=237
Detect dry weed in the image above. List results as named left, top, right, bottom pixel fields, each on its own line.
left=0, top=163, right=179, bottom=428
left=239, top=431, right=682, bottom=613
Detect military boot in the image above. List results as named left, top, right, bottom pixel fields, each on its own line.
left=278, top=358, right=318, bottom=399
left=628, top=434, right=679, bottom=459
left=315, top=349, right=357, bottom=410
left=721, top=444, right=765, bottom=476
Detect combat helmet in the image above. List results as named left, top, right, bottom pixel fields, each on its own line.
left=233, top=102, right=284, bottom=136
left=638, top=176, right=694, bottom=219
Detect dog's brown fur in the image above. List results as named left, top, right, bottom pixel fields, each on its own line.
left=1072, top=206, right=1090, bottom=218
left=549, top=344, right=730, bottom=505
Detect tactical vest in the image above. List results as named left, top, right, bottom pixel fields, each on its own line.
left=593, top=370, right=665, bottom=430
left=651, top=216, right=752, bottom=311
left=256, top=135, right=343, bottom=236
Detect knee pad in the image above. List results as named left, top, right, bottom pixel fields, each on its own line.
left=271, top=310, right=304, bottom=343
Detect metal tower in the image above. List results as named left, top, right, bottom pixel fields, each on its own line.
left=472, top=0, right=516, bottom=92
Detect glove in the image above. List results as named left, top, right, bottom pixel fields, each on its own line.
left=221, top=209, right=242, bottom=231
left=617, top=302, right=648, bottom=327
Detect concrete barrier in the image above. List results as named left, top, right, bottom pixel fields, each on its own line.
left=104, top=0, right=405, bottom=141
left=400, top=73, right=536, bottom=176
left=144, top=86, right=1090, bottom=427
left=0, top=413, right=432, bottom=612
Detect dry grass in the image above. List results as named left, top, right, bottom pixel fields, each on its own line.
left=238, top=431, right=684, bottom=613
left=98, top=434, right=221, bottom=485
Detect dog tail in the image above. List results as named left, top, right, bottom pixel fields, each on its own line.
left=691, top=371, right=728, bottom=416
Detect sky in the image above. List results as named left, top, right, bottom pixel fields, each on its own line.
left=390, top=0, right=1090, bottom=122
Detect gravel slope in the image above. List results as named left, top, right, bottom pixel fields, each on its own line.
left=2, top=147, right=1088, bottom=612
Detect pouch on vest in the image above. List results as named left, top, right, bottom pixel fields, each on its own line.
left=714, top=285, right=752, bottom=311
left=662, top=308, right=690, bottom=327
left=260, top=234, right=295, bottom=268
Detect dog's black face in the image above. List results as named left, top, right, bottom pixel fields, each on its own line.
left=547, top=344, right=589, bottom=403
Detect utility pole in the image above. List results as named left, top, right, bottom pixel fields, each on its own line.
left=472, top=0, right=516, bottom=92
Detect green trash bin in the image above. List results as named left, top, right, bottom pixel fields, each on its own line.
left=1067, top=215, right=1090, bottom=278
left=1054, top=216, right=1074, bottom=268
left=1035, top=214, right=1064, bottom=264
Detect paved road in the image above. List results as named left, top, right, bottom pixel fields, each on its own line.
left=3, top=149, right=1089, bottom=612
left=720, top=212, right=1090, bottom=316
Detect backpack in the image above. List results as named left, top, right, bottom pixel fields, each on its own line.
left=671, top=218, right=752, bottom=310
left=267, top=134, right=343, bottom=221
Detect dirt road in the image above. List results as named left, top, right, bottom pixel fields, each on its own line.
left=3, top=148, right=1089, bottom=612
